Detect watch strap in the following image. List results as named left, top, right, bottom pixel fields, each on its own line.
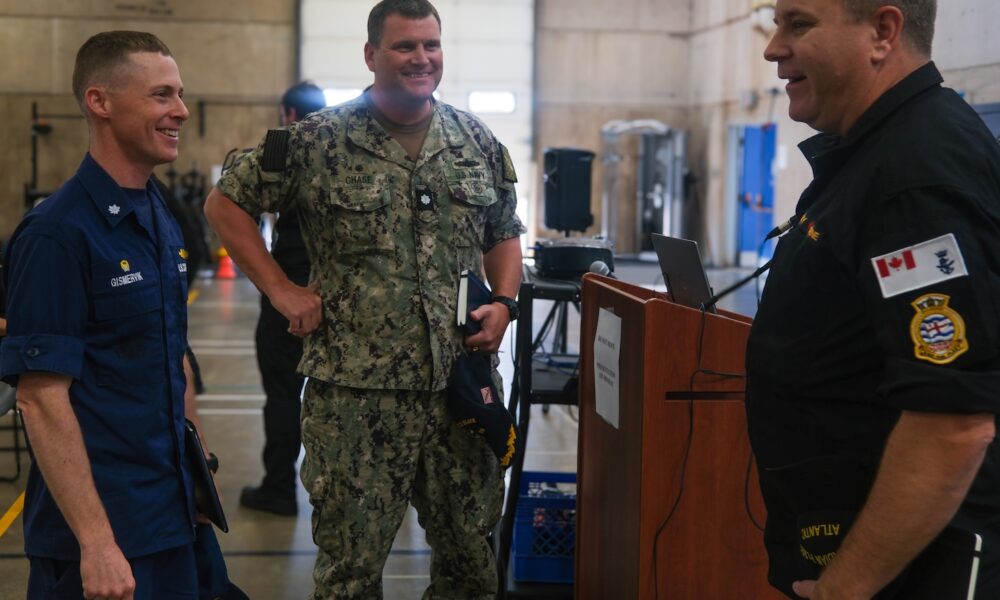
left=492, top=295, right=519, bottom=321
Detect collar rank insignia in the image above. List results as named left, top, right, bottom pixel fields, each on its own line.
left=120, top=260, right=131, bottom=272
left=108, top=204, right=121, bottom=215
left=909, top=293, right=968, bottom=365
left=415, top=186, right=435, bottom=211
left=179, top=248, right=189, bottom=259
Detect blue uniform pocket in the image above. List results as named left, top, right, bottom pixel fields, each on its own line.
left=91, top=285, right=166, bottom=386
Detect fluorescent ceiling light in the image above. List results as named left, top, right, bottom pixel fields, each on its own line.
left=468, top=91, right=516, bottom=114
left=323, top=88, right=362, bottom=106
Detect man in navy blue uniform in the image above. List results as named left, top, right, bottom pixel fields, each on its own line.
left=748, top=1, right=1000, bottom=598
left=1, top=31, right=199, bottom=599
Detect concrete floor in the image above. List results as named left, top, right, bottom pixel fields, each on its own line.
left=0, top=261, right=758, bottom=599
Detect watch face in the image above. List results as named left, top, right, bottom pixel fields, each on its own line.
left=499, top=297, right=519, bottom=320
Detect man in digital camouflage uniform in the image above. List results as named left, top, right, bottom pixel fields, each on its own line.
left=204, top=1, right=525, bottom=597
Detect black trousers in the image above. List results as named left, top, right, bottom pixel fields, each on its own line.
left=254, top=295, right=304, bottom=497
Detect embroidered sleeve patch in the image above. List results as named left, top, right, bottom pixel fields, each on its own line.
left=870, top=233, right=967, bottom=298
left=261, top=129, right=290, bottom=173
left=500, top=144, right=517, bottom=183
left=909, top=293, right=969, bottom=364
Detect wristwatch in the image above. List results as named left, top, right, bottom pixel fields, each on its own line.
left=492, top=295, right=519, bottom=321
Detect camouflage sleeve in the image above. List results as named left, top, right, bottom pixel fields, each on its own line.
left=215, top=125, right=303, bottom=220
left=483, top=142, right=526, bottom=250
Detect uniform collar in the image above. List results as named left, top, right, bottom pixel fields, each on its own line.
left=798, top=61, right=943, bottom=177
left=76, top=153, right=160, bottom=228
left=346, top=90, right=465, bottom=169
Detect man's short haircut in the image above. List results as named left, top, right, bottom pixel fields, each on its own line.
left=72, top=31, right=173, bottom=110
left=282, top=81, right=327, bottom=118
left=841, top=0, right=936, bottom=56
left=367, top=0, right=441, bottom=47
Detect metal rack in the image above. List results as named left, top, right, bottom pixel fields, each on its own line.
left=497, top=265, right=580, bottom=599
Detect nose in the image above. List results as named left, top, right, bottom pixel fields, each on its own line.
left=174, top=97, right=190, bottom=122
left=763, top=30, right=786, bottom=62
left=411, top=45, right=429, bottom=64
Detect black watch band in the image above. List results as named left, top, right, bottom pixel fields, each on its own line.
left=492, top=295, right=519, bottom=321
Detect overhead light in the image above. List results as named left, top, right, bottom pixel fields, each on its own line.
left=751, top=0, right=777, bottom=36
left=468, top=91, right=516, bottom=114
left=323, top=88, right=362, bottom=106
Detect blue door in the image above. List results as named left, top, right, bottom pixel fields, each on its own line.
left=737, top=125, right=777, bottom=265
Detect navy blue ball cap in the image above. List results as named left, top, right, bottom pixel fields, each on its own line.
left=447, top=352, right=518, bottom=468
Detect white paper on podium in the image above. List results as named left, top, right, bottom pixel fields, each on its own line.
left=594, top=307, right=621, bottom=429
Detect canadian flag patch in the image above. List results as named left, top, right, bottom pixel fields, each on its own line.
left=870, top=234, right=968, bottom=298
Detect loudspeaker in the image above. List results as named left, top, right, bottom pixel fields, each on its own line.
left=543, top=147, right=595, bottom=232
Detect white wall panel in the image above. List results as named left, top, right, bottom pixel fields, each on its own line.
left=934, top=0, right=1000, bottom=71
left=300, top=39, right=370, bottom=83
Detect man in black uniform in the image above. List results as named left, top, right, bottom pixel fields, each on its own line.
left=747, top=1, right=1000, bottom=598
left=240, top=81, right=326, bottom=516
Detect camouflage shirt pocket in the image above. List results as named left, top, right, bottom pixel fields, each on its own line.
left=326, top=183, right=394, bottom=255
left=449, top=175, right=498, bottom=251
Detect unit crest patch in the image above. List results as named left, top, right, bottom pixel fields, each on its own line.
left=909, top=293, right=968, bottom=365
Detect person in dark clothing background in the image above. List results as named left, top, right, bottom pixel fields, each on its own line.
left=239, top=81, right=326, bottom=516
left=746, top=1, right=1000, bottom=598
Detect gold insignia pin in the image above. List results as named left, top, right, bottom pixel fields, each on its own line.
left=179, top=248, right=189, bottom=259
left=120, top=260, right=131, bottom=272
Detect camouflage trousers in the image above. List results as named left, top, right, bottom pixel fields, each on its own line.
left=300, top=379, right=504, bottom=600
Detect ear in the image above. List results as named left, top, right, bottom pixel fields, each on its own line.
left=871, top=5, right=904, bottom=62
left=287, top=107, right=299, bottom=123
left=364, top=41, right=377, bottom=73
left=84, top=86, right=112, bottom=121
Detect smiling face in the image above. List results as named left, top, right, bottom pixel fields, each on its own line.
left=764, top=0, right=878, bottom=135
left=364, top=13, right=442, bottom=114
left=102, top=51, right=189, bottom=171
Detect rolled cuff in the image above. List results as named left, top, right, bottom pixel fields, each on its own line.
left=880, top=356, right=1000, bottom=414
left=0, top=334, right=85, bottom=386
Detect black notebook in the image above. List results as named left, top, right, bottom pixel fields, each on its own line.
left=184, top=419, right=229, bottom=533
left=456, top=269, right=491, bottom=334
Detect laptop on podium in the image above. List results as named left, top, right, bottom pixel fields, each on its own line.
left=649, top=233, right=716, bottom=314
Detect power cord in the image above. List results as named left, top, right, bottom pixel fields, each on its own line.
left=652, top=308, right=746, bottom=599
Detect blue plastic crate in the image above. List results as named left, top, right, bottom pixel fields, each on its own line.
left=512, top=471, right=576, bottom=584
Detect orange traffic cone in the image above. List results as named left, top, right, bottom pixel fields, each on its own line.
left=216, top=247, right=236, bottom=279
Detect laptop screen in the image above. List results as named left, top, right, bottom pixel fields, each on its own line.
left=649, top=234, right=716, bottom=313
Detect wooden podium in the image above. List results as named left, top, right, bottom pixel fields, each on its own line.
left=576, top=274, right=781, bottom=599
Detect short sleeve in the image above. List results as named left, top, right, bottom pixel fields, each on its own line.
left=857, top=186, right=1000, bottom=413
left=215, top=125, right=304, bottom=220
left=0, top=227, right=89, bottom=385
left=483, top=142, right=526, bottom=250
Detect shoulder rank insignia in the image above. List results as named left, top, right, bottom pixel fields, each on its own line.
left=500, top=144, right=517, bottom=184
left=909, top=293, right=969, bottom=365
left=261, top=129, right=291, bottom=173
